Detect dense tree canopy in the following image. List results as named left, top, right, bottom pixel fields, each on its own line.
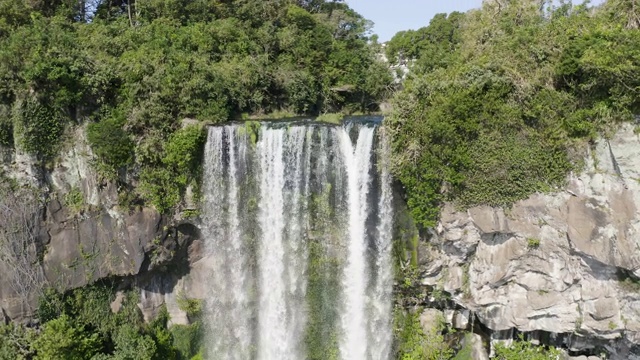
left=387, top=0, right=640, bottom=227
left=0, top=0, right=392, bottom=211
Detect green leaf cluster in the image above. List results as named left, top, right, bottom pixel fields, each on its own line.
left=494, top=335, right=562, bottom=360
left=87, top=112, right=134, bottom=174
left=138, top=125, right=206, bottom=212
left=385, top=12, right=464, bottom=71
left=30, top=283, right=204, bottom=360
left=394, top=310, right=453, bottom=360
left=13, top=97, right=65, bottom=160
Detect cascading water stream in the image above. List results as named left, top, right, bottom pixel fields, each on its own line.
left=338, top=127, right=375, bottom=360
left=201, top=119, right=395, bottom=360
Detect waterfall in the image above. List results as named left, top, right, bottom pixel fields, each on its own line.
left=201, top=119, right=394, bottom=360
left=338, top=127, right=375, bottom=360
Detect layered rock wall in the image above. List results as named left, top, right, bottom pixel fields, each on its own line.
left=423, top=124, right=640, bottom=358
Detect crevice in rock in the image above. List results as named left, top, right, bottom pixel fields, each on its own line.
left=480, top=232, right=514, bottom=246
left=608, top=140, right=627, bottom=189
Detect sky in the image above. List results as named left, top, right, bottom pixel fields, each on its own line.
left=346, top=0, right=606, bottom=42
left=345, top=0, right=486, bottom=41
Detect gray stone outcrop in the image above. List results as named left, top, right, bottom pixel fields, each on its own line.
left=424, top=123, right=640, bottom=358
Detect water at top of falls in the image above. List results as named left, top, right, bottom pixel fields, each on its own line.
left=223, top=115, right=383, bottom=129
left=201, top=117, right=394, bottom=360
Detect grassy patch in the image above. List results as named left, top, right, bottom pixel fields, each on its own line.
left=526, top=238, right=541, bottom=249
left=316, top=113, right=343, bottom=125
left=64, top=187, right=84, bottom=213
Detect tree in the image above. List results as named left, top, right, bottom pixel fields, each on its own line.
left=605, top=0, right=640, bottom=29
left=111, top=324, right=157, bottom=360
left=32, top=315, right=101, bottom=360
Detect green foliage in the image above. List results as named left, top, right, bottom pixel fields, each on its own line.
left=176, top=293, right=203, bottom=320
left=386, top=12, right=464, bottom=71
left=316, top=113, right=343, bottom=124
left=32, top=284, right=208, bottom=360
left=163, top=125, right=206, bottom=181
left=527, top=238, right=541, bottom=249
left=494, top=335, right=561, bottom=360
left=170, top=323, right=203, bottom=360
left=0, top=0, right=391, bottom=210
left=64, top=187, right=84, bottom=213
left=394, top=310, right=453, bottom=360
left=87, top=113, right=134, bottom=173
left=146, top=305, right=179, bottom=360
left=37, top=287, right=65, bottom=324
left=138, top=125, right=205, bottom=213
left=0, top=323, right=35, bottom=359
left=32, top=314, right=101, bottom=360
left=14, top=97, right=64, bottom=160
left=0, top=104, right=12, bottom=147
left=389, top=0, right=639, bottom=228
left=111, top=324, right=157, bottom=360
left=138, top=167, right=182, bottom=213
left=245, top=121, right=261, bottom=145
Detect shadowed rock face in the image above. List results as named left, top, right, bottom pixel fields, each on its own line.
left=424, top=123, right=640, bottom=358
left=41, top=202, right=163, bottom=290
left=0, top=125, right=201, bottom=323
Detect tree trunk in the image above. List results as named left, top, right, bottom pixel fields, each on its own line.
left=127, top=0, right=133, bottom=26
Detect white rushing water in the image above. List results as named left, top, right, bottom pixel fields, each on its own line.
left=338, top=126, right=375, bottom=360
left=369, top=128, right=394, bottom=360
left=202, top=127, right=254, bottom=359
left=202, top=120, right=394, bottom=360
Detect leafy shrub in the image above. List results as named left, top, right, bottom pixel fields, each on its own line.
left=390, top=66, right=574, bottom=227
left=494, top=335, right=561, bottom=360
left=87, top=114, right=134, bottom=172
left=176, top=293, right=203, bottom=320
left=0, top=323, right=35, bottom=359
left=139, top=125, right=205, bottom=213
left=14, top=98, right=64, bottom=160
left=37, top=287, right=65, bottom=324
left=138, top=167, right=182, bottom=213
left=387, top=0, right=640, bottom=228
left=112, top=324, right=157, bottom=360
left=170, top=323, right=203, bottom=360
left=32, top=314, right=101, bottom=360
left=163, top=125, right=206, bottom=182
left=394, top=310, right=453, bottom=360
left=527, top=238, right=541, bottom=249
left=146, top=305, right=179, bottom=359
left=0, top=105, right=13, bottom=147
left=64, top=187, right=84, bottom=213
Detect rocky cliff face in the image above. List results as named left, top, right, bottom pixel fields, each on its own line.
left=0, top=125, right=200, bottom=324
left=422, top=123, right=640, bottom=359
left=3, top=122, right=640, bottom=358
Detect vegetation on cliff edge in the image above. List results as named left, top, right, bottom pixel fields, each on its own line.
left=387, top=0, right=640, bottom=228
left=0, top=0, right=393, bottom=212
